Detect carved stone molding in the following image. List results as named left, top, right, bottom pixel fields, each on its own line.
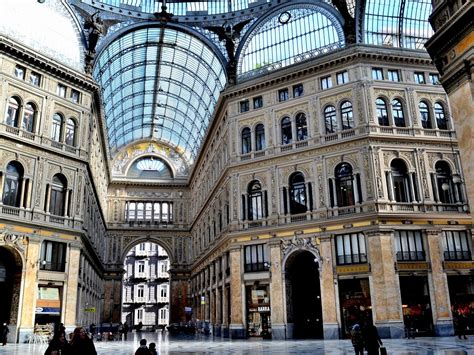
left=281, top=235, right=321, bottom=262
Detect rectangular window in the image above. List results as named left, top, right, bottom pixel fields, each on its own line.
left=70, top=89, right=80, bottom=103
left=160, top=287, right=167, bottom=298
left=444, top=231, right=471, bottom=260
left=253, top=96, right=263, bottom=109
left=40, top=241, right=67, bottom=272
left=387, top=69, right=400, bottom=82
left=320, top=75, right=333, bottom=90
left=372, top=68, right=384, bottom=80
left=336, top=71, right=349, bottom=85
left=30, top=72, right=41, bottom=86
left=15, top=66, right=25, bottom=80
left=395, top=230, right=425, bottom=261
left=244, top=244, right=268, bottom=272
left=429, top=73, right=440, bottom=85
left=137, top=309, right=143, bottom=320
left=278, top=88, right=289, bottom=102
left=414, top=72, right=426, bottom=84
left=57, top=84, right=66, bottom=98
left=293, top=83, right=304, bottom=97
left=138, top=262, right=145, bottom=273
left=240, top=100, right=249, bottom=113
left=335, top=233, right=367, bottom=265
left=137, top=286, right=144, bottom=298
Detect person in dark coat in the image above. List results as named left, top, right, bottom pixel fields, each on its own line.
left=70, top=327, right=97, bottom=355
left=44, top=332, right=71, bottom=355
left=135, top=338, right=151, bottom=355
left=149, top=342, right=158, bottom=355
left=364, top=323, right=383, bottom=355
left=1, top=323, right=9, bottom=346
left=350, top=323, right=364, bottom=355
left=123, top=322, right=129, bottom=340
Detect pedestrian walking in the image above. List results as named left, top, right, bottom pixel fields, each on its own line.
left=364, top=323, right=383, bottom=355
left=44, top=332, right=71, bottom=355
left=135, top=338, right=152, bottom=355
left=0, top=323, right=9, bottom=346
left=350, top=323, right=364, bottom=355
left=149, top=342, right=158, bottom=355
left=70, top=327, right=97, bottom=355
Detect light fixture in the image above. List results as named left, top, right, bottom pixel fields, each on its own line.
left=452, top=174, right=461, bottom=184
left=263, top=261, right=271, bottom=269
left=441, top=182, right=449, bottom=191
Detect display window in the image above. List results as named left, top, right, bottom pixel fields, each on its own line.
left=246, top=285, right=271, bottom=338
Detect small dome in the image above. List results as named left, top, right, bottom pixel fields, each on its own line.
left=0, top=0, right=85, bottom=72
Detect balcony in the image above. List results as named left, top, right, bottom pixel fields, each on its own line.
left=157, top=296, right=169, bottom=303
left=396, top=251, right=426, bottom=262
left=444, top=250, right=472, bottom=261
left=134, top=272, right=147, bottom=279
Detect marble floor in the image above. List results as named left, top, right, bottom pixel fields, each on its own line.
left=0, top=333, right=473, bottom=354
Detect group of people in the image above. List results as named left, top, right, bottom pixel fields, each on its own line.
left=135, top=339, right=157, bottom=355
left=350, top=323, right=385, bottom=355
left=44, top=326, right=97, bottom=355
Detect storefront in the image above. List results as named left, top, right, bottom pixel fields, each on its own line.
left=35, top=286, right=62, bottom=327
left=447, top=275, right=474, bottom=333
left=246, top=284, right=271, bottom=338
left=338, top=277, right=372, bottom=337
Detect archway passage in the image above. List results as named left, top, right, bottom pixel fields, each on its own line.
left=285, top=250, right=323, bottom=339
left=0, top=246, right=22, bottom=325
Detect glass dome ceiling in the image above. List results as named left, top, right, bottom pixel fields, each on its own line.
left=93, top=25, right=227, bottom=164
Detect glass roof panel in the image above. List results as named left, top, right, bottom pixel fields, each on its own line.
left=93, top=25, right=226, bottom=164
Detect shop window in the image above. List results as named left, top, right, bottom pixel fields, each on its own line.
left=335, top=233, right=367, bottom=265
left=293, top=83, right=304, bottom=97
left=340, top=101, right=354, bottom=130
left=30, top=72, right=41, bottom=86
left=444, top=231, right=471, bottom=261
left=56, top=84, right=67, bottom=98
left=244, top=244, right=268, bottom=272
left=295, top=113, right=308, bottom=141
left=335, top=163, right=355, bottom=207
left=434, top=103, right=448, bottom=130
left=320, top=75, right=332, bottom=90
left=240, top=100, right=249, bottom=113
left=281, top=117, right=292, bottom=145
left=51, top=113, right=63, bottom=142
left=392, top=99, right=406, bottom=127
left=22, top=102, right=36, bottom=133
left=15, top=65, right=25, bottom=80
left=336, top=71, right=349, bottom=85
left=376, top=98, right=389, bottom=126
left=40, top=241, right=67, bottom=272
left=241, top=127, right=251, bottom=154
left=49, top=174, right=67, bottom=216
left=429, top=73, right=440, bottom=85
left=395, top=230, right=425, bottom=261
left=246, top=284, right=271, bottom=338
left=5, top=97, right=20, bottom=127
left=388, top=69, right=400, bottom=82
left=65, top=118, right=76, bottom=146
left=338, top=278, right=371, bottom=337
left=400, top=276, right=434, bottom=336
left=372, top=68, right=384, bottom=80
left=70, top=89, right=80, bottom=103
left=324, top=105, right=337, bottom=134
left=289, top=172, right=307, bottom=214
left=278, top=88, right=289, bottom=102
left=255, top=124, right=265, bottom=151
left=3, top=161, right=24, bottom=207
left=418, top=101, right=432, bottom=129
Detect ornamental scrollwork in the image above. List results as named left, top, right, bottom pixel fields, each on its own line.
left=281, top=235, right=321, bottom=262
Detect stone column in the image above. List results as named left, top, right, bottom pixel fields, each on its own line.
left=25, top=179, right=32, bottom=209
left=18, top=239, right=41, bottom=341
left=229, top=247, right=245, bottom=338
left=63, top=245, right=80, bottom=330
left=215, top=286, right=222, bottom=337
left=426, top=229, right=454, bottom=335
left=0, top=172, right=4, bottom=203
left=319, top=237, right=339, bottom=339
left=19, top=178, right=26, bottom=208
left=367, top=231, right=404, bottom=338
left=269, top=242, right=285, bottom=339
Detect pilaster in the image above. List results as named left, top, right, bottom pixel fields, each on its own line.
left=63, top=245, right=80, bottom=328
left=229, top=247, right=245, bottom=338
left=319, top=237, right=339, bottom=339
left=269, top=242, right=285, bottom=339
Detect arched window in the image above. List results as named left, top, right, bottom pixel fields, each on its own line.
left=392, top=99, right=405, bottom=127
left=289, top=172, right=307, bottom=214
left=241, top=127, right=251, bottom=154
left=51, top=113, right=63, bottom=142
left=335, top=163, right=355, bottom=207
left=435, top=161, right=455, bottom=203
left=65, top=118, right=76, bottom=146
left=22, top=102, right=36, bottom=133
left=340, top=101, right=354, bottom=130
left=390, top=159, right=411, bottom=202
left=248, top=181, right=264, bottom=221
left=49, top=174, right=67, bottom=216
left=376, top=98, right=389, bottom=126
left=296, top=113, right=308, bottom=141
left=418, top=101, right=432, bottom=129
left=255, top=124, right=265, bottom=151
left=434, top=103, right=448, bottom=130
left=324, top=106, right=337, bottom=134
left=281, top=117, right=292, bottom=145
left=3, top=161, right=24, bottom=207
left=5, top=97, right=20, bottom=127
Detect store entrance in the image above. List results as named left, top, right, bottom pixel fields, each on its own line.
left=285, top=250, right=323, bottom=339
left=0, top=246, right=22, bottom=327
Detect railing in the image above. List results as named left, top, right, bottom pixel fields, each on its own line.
left=157, top=296, right=168, bottom=303
left=444, top=251, right=472, bottom=261
left=135, top=272, right=147, bottom=278
left=337, top=254, right=368, bottom=265
left=396, top=251, right=426, bottom=261
left=40, top=261, right=66, bottom=272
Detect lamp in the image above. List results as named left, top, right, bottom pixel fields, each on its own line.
left=441, top=182, right=449, bottom=191
left=263, top=261, right=271, bottom=269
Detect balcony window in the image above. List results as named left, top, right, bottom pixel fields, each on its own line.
left=336, top=233, right=367, bottom=265
left=49, top=174, right=67, bottom=216
left=241, top=127, right=251, bottom=154
left=435, top=103, right=448, bottom=130
left=392, top=99, right=406, bottom=127
left=65, top=118, right=76, bottom=146
left=2, top=161, right=24, bottom=207
left=295, top=113, right=308, bottom=141
left=5, top=97, right=20, bottom=127
left=289, top=172, right=307, bottom=215
left=376, top=98, right=389, bottom=126
left=278, top=88, right=289, bottom=102
left=281, top=117, right=292, bottom=145
left=255, top=124, right=265, bottom=151
left=395, top=231, right=425, bottom=261
left=22, top=103, right=36, bottom=133
left=324, top=105, right=337, bottom=134
left=340, top=101, right=354, bottom=130
left=51, top=113, right=63, bottom=142
left=444, top=231, right=471, bottom=261
left=244, top=244, right=268, bottom=272
left=390, top=159, right=411, bottom=203
left=247, top=180, right=264, bottom=221
left=335, top=163, right=355, bottom=207
left=419, top=101, right=432, bottom=129
left=40, top=241, right=67, bottom=272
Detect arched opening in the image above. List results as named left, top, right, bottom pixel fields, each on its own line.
left=121, top=241, right=171, bottom=333
left=285, top=250, right=322, bottom=339
left=0, top=246, right=22, bottom=332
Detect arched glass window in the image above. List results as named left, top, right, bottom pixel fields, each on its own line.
left=296, top=113, right=308, bottom=141
left=340, top=101, right=354, bottom=130
left=418, top=101, right=432, bottom=129
left=65, top=118, right=76, bottom=146
left=241, top=127, right=251, bottom=154
left=5, top=97, right=20, bottom=127
left=335, top=163, right=355, bottom=207
left=376, top=98, right=389, bottom=126
left=324, top=106, right=337, bottom=133
left=281, top=117, right=292, bottom=145
left=51, top=113, right=63, bottom=142
left=391, top=159, right=410, bottom=202
left=22, top=103, right=36, bottom=132
left=392, top=99, right=405, bottom=127
left=435, top=161, right=455, bottom=203
left=255, top=124, right=265, bottom=151
left=289, top=172, right=307, bottom=214
left=248, top=181, right=263, bottom=221
left=3, top=161, right=24, bottom=207
left=50, top=174, right=67, bottom=216
left=434, top=103, right=448, bottom=130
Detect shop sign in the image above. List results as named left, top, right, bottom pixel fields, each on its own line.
left=201, top=296, right=205, bottom=305
left=184, top=307, right=192, bottom=313
left=336, top=264, right=370, bottom=274
left=257, top=306, right=270, bottom=312
left=396, top=262, right=430, bottom=271
left=444, top=261, right=474, bottom=270
left=35, top=307, right=61, bottom=315
left=84, top=307, right=96, bottom=313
